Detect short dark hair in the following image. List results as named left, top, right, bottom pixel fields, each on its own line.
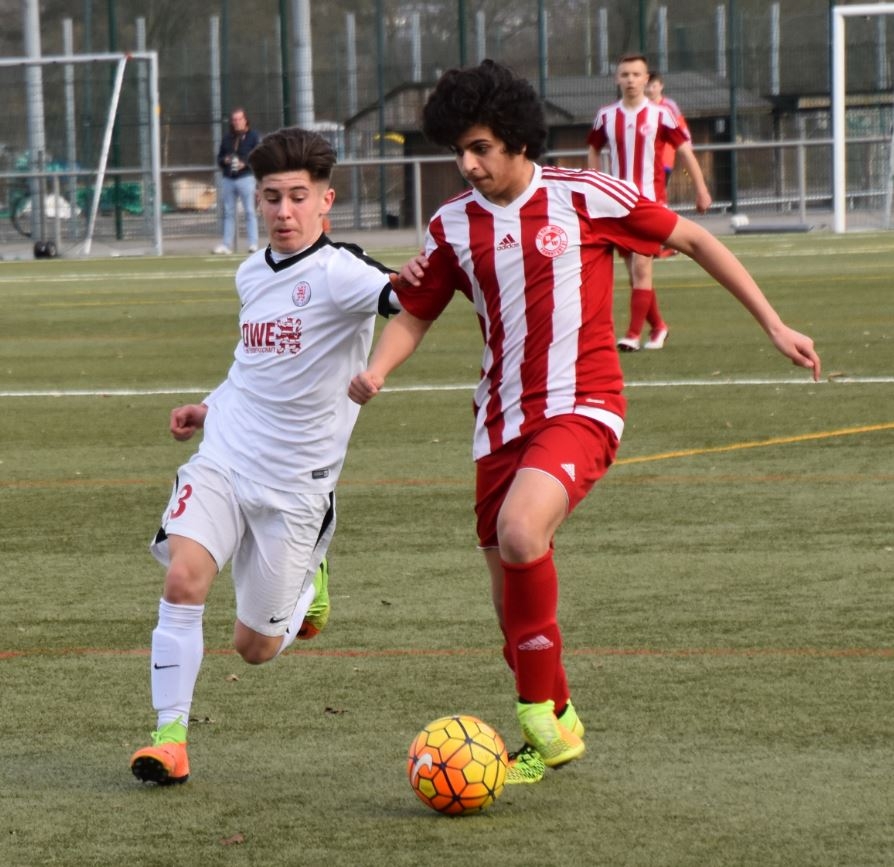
left=421, top=59, right=547, bottom=160
left=247, top=127, right=336, bottom=183
left=648, top=71, right=664, bottom=84
left=617, top=53, right=649, bottom=68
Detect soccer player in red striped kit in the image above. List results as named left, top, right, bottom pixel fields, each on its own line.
left=349, top=60, right=820, bottom=784
left=588, top=54, right=712, bottom=351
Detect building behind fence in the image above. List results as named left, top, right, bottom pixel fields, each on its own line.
left=1, top=1, right=893, bottom=250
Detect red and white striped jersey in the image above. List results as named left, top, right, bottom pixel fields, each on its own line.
left=653, top=95, right=688, bottom=171
left=395, top=163, right=678, bottom=460
left=587, top=97, right=690, bottom=204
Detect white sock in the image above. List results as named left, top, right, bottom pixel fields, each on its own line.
left=151, top=598, right=205, bottom=729
left=275, top=578, right=316, bottom=657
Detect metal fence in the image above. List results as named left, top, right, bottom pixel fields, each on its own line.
left=2, top=133, right=891, bottom=254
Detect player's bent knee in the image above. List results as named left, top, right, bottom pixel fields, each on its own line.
left=162, top=565, right=211, bottom=606
left=237, top=646, right=276, bottom=665
left=233, top=624, right=281, bottom=665
left=235, top=640, right=278, bottom=665
left=497, top=521, right=550, bottom=563
left=163, top=538, right=217, bottom=605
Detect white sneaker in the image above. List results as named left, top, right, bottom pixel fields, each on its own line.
left=247, top=244, right=258, bottom=253
left=212, top=244, right=231, bottom=255
left=644, top=327, right=669, bottom=350
left=617, top=336, right=641, bottom=352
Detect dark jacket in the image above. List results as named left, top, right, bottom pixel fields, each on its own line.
left=217, top=127, right=261, bottom=179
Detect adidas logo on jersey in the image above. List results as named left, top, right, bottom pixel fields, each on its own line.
left=518, top=634, right=555, bottom=652
left=496, top=233, right=520, bottom=251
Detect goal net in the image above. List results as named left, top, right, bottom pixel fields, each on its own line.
left=832, top=4, right=894, bottom=232
left=0, top=51, right=162, bottom=256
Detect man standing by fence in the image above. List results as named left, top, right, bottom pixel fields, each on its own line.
left=214, top=107, right=260, bottom=255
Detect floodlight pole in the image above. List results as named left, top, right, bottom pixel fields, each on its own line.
left=728, top=0, right=739, bottom=213
left=375, top=0, right=387, bottom=226
left=458, top=0, right=467, bottom=66
left=107, top=0, right=124, bottom=239
left=538, top=0, right=547, bottom=98
left=291, top=0, right=314, bottom=126
left=22, top=0, right=47, bottom=243
left=279, top=0, right=291, bottom=126
left=638, top=0, right=647, bottom=51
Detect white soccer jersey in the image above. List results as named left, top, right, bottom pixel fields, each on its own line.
left=395, top=163, right=678, bottom=460
left=587, top=97, right=690, bottom=203
left=198, top=238, right=394, bottom=492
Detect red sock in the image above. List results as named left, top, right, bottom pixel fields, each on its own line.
left=646, top=289, right=665, bottom=330
left=552, top=664, right=571, bottom=714
left=628, top=288, right=653, bottom=339
left=502, top=601, right=570, bottom=710
left=502, top=552, right=562, bottom=704
left=500, top=625, right=516, bottom=673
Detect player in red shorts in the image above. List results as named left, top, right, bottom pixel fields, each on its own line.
left=350, top=60, right=820, bottom=784
left=647, top=71, right=690, bottom=260
left=588, top=55, right=712, bottom=351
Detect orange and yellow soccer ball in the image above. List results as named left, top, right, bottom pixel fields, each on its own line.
left=407, top=714, right=508, bottom=816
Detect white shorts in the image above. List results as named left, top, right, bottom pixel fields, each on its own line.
left=149, top=453, right=335, bottom=637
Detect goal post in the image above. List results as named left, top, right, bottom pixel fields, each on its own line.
left=0, top=50, right=163, bottom=256
left=832, top=3, right=894, bottom=233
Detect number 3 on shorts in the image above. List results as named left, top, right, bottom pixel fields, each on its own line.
left=169, top=483, right=193, bottom=520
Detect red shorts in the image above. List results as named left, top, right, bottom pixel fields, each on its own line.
left=474, top=415, right=619, bottom=548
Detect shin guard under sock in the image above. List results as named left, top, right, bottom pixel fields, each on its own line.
left=151, top=598, right=205, bottom=729
left=502, top=552, right=562, bottom=704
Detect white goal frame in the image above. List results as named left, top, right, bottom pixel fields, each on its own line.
left=0, top=50, right=163, bottom=255
left=832, top=3, right=894, bottom=233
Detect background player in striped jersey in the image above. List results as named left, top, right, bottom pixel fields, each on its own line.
left=646, top=71, right=690, bottom=188
left=130, top=127, right=400, bottom=786
left=349, top=59, right=820, bottom=785
left=647, top=71, right=689, bottom=258
left=588, top=54, right=712, bottom=351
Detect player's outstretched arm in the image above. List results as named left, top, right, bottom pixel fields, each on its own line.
left=170, top=403, right=208, bottom=441
left=665, top=217, right=821, bottom=381
left=675, top=143, right=712, bottom=213
left=349, top=311, right=433, bottom=405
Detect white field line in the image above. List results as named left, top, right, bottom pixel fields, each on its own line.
left=0, top=270, right=229, bottom=285
left=1, top=377, right=891, bottom=399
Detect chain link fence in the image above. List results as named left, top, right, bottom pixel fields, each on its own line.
left=2, top=2, right=892, bottom=249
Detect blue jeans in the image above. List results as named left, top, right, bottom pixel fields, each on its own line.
left=220, top=174, right=258, bottom=250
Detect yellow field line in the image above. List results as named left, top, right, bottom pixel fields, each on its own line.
left=1, top=423, right=891, bottom=490
left=616, top=421, right=894, bottom=466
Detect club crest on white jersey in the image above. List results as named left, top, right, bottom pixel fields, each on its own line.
left=292, top=281, right=311, bottom=307
left=535, top=224, right=568, bottom=258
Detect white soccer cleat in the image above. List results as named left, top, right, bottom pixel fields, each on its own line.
left=644, top=327, right=669, bottom=350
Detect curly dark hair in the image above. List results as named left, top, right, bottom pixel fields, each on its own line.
left=421, top=59, right=547, bottom=160
left=247, top=127, right=336, bottom=182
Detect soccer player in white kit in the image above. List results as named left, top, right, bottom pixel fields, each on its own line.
left=349, top=60, right=820, bottom=785
left=587, top=54, right=712, bottom=351
left=130, top=127, right=400, bottom=785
